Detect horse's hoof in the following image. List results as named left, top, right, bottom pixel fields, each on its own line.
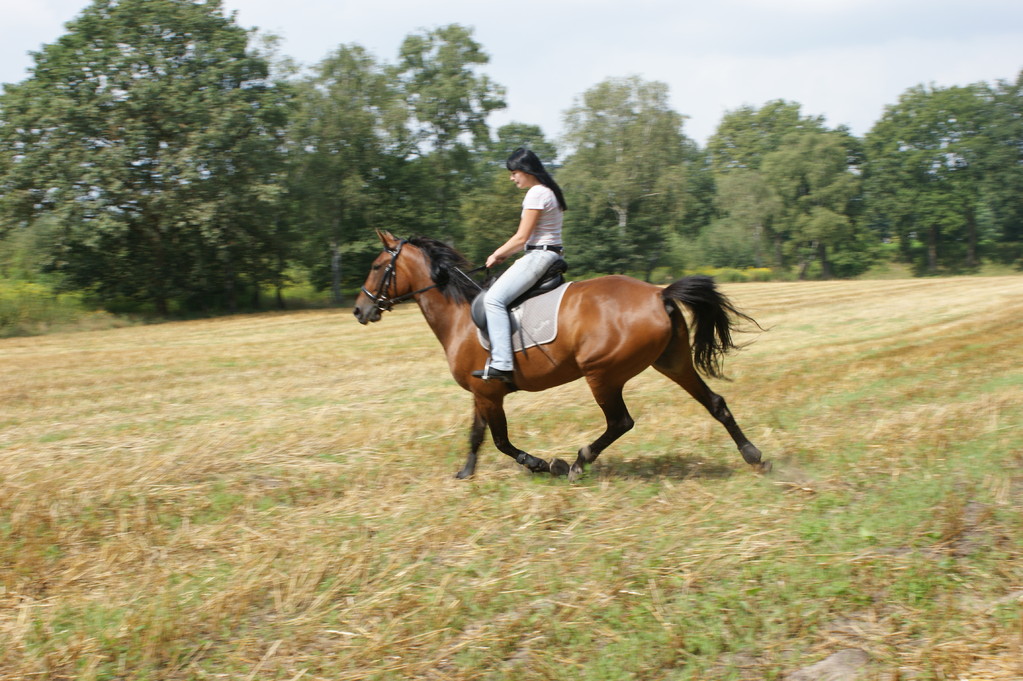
left=740, top=443, right=762, bottom=465
left=754, top=460, right=772, bottom=475
left=549, top=458, right=570, bottom=477
left=454, top=468, right=474, bottom=480
left=568, top=464, right=585, bottom=483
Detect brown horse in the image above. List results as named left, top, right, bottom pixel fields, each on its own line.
left=353, top=230, right=765, bottom=480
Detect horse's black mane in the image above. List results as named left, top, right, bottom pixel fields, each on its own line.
left=407, top=236, right=483, bottom=303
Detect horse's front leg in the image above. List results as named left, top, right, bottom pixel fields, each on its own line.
left=455, top=407, right=487, bottom=479
left=473, top=392, right=556, bottom=475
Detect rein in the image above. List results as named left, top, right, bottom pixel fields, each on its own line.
left=361, top=239, right=487, bottom=312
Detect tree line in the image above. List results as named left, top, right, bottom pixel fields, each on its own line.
left=1, top=0, right=1020, bottom=314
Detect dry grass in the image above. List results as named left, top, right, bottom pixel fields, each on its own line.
left=1, top=276, right=1021, bottom=680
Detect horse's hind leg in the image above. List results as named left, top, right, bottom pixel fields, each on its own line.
left=654, top=346, right=764, bottom=469
left=569, top=380, right=635, bottom=482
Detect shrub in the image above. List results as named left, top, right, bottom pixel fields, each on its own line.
left=0, top=279, right=121, bottom=337
left=686, top=266, right=779, bottom=283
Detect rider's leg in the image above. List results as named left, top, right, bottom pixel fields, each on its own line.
left=482, top=250, right=560, bottom=371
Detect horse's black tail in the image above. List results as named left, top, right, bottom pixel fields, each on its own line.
left=661, top=275, right=759, bottom=379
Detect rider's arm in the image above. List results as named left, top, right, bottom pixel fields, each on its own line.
left=486, top=209, right=540, bottom=268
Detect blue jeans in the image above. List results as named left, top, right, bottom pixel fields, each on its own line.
left=483, top=249, right=562, bottom=371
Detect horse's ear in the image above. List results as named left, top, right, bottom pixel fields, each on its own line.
left=376, top=230, right=399, bottom=248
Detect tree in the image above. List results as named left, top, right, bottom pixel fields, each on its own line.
left=707, top=101, right=865, bottom=275
left=707, top=100, right=825, bottom=173
left=704, top=169, right=782, bottom=268
left=983, top=71, right=1023, bottom=264
left=864, top=84, right=990, bottom=273
left=490, top=122, right=559, bottom=165
left=675, top=140, right=717, bottom=240
left=393, top=24, right=505, bottom=240
left=561, top=76, right=692, bottom=278
left=761, top=129, right=864, bottom=277
left=0, top=0, right=291, bottom=313
left=286, top=44, right=400, bottom=302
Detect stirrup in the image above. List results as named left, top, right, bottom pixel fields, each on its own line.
left=472, top=362, right=515, bottom=383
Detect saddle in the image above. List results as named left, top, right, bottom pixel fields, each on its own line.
left=470, top=258, right=568, bottom=332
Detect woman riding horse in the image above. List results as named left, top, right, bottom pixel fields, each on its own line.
left=353, top=231, right=766, bottom=480
left=474, top=148, right=568, bottom=383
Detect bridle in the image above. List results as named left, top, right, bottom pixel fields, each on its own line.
left=360, top=239, right=413, bottom=313
left=360, top=239, right=486, bottom=313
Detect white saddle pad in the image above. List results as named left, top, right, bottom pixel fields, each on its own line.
left=477, top=282, right=572, bottom=353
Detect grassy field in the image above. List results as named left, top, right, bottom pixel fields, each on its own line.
left=1, top=275, right=1021, bottom=680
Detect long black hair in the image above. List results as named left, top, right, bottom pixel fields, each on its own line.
left=506, top=148, right=568, bottom=211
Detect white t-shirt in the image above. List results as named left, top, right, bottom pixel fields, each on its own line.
left=522, top=185, right=563, bottom=247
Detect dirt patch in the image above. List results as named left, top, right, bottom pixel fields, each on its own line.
left=784, top=648, right=871, bottom=681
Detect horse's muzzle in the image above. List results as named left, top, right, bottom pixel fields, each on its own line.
left=352, top=302, right=382, bottom=325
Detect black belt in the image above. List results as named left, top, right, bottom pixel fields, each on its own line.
left=526, top=244, right=563, bottom=253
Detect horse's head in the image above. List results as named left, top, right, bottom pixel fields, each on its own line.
left=354, top=230, right=480, bottom=324
left=353, top=230, right=408, bottom=324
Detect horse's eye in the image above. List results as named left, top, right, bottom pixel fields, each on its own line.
left=372, top=264, right=382, bottom=271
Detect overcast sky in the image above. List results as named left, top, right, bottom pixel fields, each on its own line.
left=2, top=0, right=1021, bottom=146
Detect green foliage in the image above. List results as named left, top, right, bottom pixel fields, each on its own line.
left=984, top=73, right=1023, bottom=256
left=764, top=129, right=866, bottom=277
left=0, top=278, right=122, bottom=336
left=395, top=24, right=505, bottom=156
left=707, top=99, right=826, bottom=173
left=686, top=265, right=777, bottom=283
left=708, top=103, right=869, bottom=278
left=392, top=24, right=506, bottom=242
left=561, top=76, right=695, bottom=279
left=0, top=0, right=292, bottom=314
left=0, top=217, right=59, bottom=281
left=285, top=44, right=398, bottom=300
left=863, top=81, right=1015, bottom=275
left=492, top=122, right=559, bottom=164
left=693, top=219, right=763, bottom=269
left=459, top=166, right=522, bottom=264
left=1, top=8, right=1020, bottom=317
left=709, top=171, right=781, bottom=268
